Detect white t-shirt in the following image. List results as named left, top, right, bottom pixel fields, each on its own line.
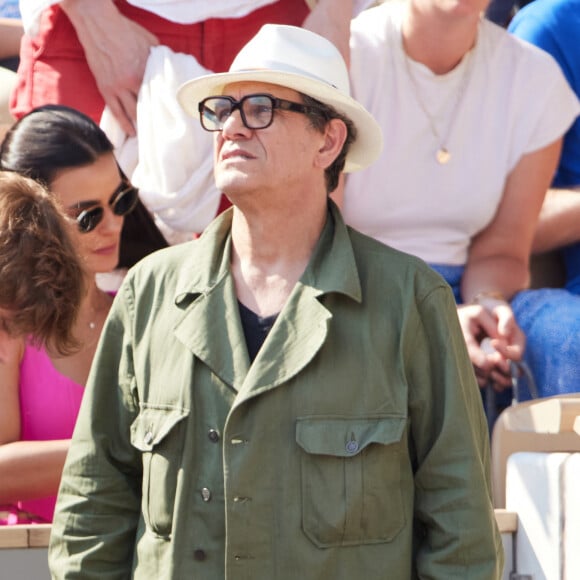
left=344, top=2, right=580, bottom=265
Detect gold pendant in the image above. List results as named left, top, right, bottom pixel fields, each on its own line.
left=436, top=148, right=451, bottom=165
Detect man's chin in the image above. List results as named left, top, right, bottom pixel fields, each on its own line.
left=216, top=176, right=253, bottom=199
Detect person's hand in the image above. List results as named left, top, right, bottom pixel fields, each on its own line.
left=61, top=0, right=159, bottom=136
left=457, top=298, right=525, bottom=390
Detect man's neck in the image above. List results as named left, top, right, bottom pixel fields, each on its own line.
left=402, top=3, right=480, bottom=74
left=230, top=197, right=327, bottom=317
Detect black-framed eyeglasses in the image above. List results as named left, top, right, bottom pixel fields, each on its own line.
left=198, top=93, right=322, bottom=132
left=69, top=180, right=139, bottom=234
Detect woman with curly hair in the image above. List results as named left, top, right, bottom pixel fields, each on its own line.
left=0, top=105, right=138, bottom=524
left=0, top=172, right=83, bottom=353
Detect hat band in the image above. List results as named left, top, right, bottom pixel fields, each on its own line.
left=232, top=64, right=340, bottom=91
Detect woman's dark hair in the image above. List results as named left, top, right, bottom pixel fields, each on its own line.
left=0, top=104, right=115, bottom=185
left=0, top=172, right=84, bottom=355
left=0, top=104, right=168, bottom=269
left=300, top=94, right=357, bottom=194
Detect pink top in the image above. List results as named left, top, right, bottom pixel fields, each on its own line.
left=17, top=343, right=84, bottom=522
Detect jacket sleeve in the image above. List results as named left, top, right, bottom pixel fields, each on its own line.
left=406, top=284, right=504, bottom=579
left=48, top=279, right=142, bottom=579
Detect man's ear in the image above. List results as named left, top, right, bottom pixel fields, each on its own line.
left=315, top=118, right=348, bottom=169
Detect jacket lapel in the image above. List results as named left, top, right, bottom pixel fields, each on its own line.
left=235, top=202, right=362, bottom=404
left=173, top=274, right=250, bottom=391
left=237, top=284, right=332, bottom=401
left=172, top=202, right=361, bottom=399
left=172, top=210, right=250, bottom=390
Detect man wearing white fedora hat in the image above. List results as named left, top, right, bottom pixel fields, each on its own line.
left=49, top=24, right=502, bottom=580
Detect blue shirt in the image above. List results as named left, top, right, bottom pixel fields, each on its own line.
left=509, top=0, right=580, bottom=188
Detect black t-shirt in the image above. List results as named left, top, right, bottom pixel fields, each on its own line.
left=237, top=301, right=278, bottom=362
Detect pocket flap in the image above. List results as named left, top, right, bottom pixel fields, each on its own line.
left=296, top=415, right=406, bottom=457
left=130, top=404, right=189, bottom=452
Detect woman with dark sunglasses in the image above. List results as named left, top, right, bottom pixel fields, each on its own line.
left=0, top=104, right=134, bottom=524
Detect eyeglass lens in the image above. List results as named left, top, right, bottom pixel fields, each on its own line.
left=200, top=95, right=276, bottom=131
left=76, top=183, right=139, bottom=233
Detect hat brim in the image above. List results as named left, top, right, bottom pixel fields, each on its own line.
left=177, top=70, right=383, bottom=173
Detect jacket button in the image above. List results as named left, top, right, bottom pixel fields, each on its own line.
left=201, top=487, right=212, bottom=502
left=193, top=549, right=207, bottom=561
left=346, top=439, right=359, bottom=453
left=208, top=429, right=220, bottom=443
left=144, top=431, right=154, bottom=446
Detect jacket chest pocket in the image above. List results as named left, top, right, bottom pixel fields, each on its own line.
left=131, top=404, right=189, bottom=538
left=296, top=415, right=406, bottom=548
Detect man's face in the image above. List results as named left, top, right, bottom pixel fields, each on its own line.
left=212, top=81, right=325, bottom=206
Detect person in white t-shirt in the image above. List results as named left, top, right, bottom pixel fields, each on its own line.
left=343, top=0, right=580, bottom=412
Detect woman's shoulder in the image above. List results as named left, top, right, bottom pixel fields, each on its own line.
left=480, top=16, right=564, bottom=72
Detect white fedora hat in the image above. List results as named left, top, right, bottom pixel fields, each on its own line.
left=177, top=24, right=383, bottom=173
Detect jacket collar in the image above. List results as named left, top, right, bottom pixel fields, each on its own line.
left=173, top=209, right=235, bottom=305
left=172, top=201, right=362, bottom=392
left=174, top=201, right=362, bottom=304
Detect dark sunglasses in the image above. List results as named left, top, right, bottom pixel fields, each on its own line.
left=73, top=181, right=139, bottom=233
left=198, top=93, right=323, bottom=132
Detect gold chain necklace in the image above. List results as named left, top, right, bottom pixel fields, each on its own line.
left=402, top=45, right=474, bottom=165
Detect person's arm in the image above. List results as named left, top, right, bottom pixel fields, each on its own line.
left=0, top=18, right=23, bottom=60
left=532, top=187, right=580, bottom=253
left=49, top=282, right=142, bottom=579
left=409, top=285, right=503, bottom=578
left=302, top=0, right=354, bottom=65
left=59, top=0, right=159, bottom=137
left=0, top=332, right=22, bottom=446
left=458, top=138, right=562, bottom=387
left=0, top=440, right=71, bottom=501
left=0, top=332, right=71, bottom=503
left=303, top=0, right=354, bottom=198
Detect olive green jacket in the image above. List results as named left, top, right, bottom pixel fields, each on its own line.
left=49, top=203, right=503, bottom=579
